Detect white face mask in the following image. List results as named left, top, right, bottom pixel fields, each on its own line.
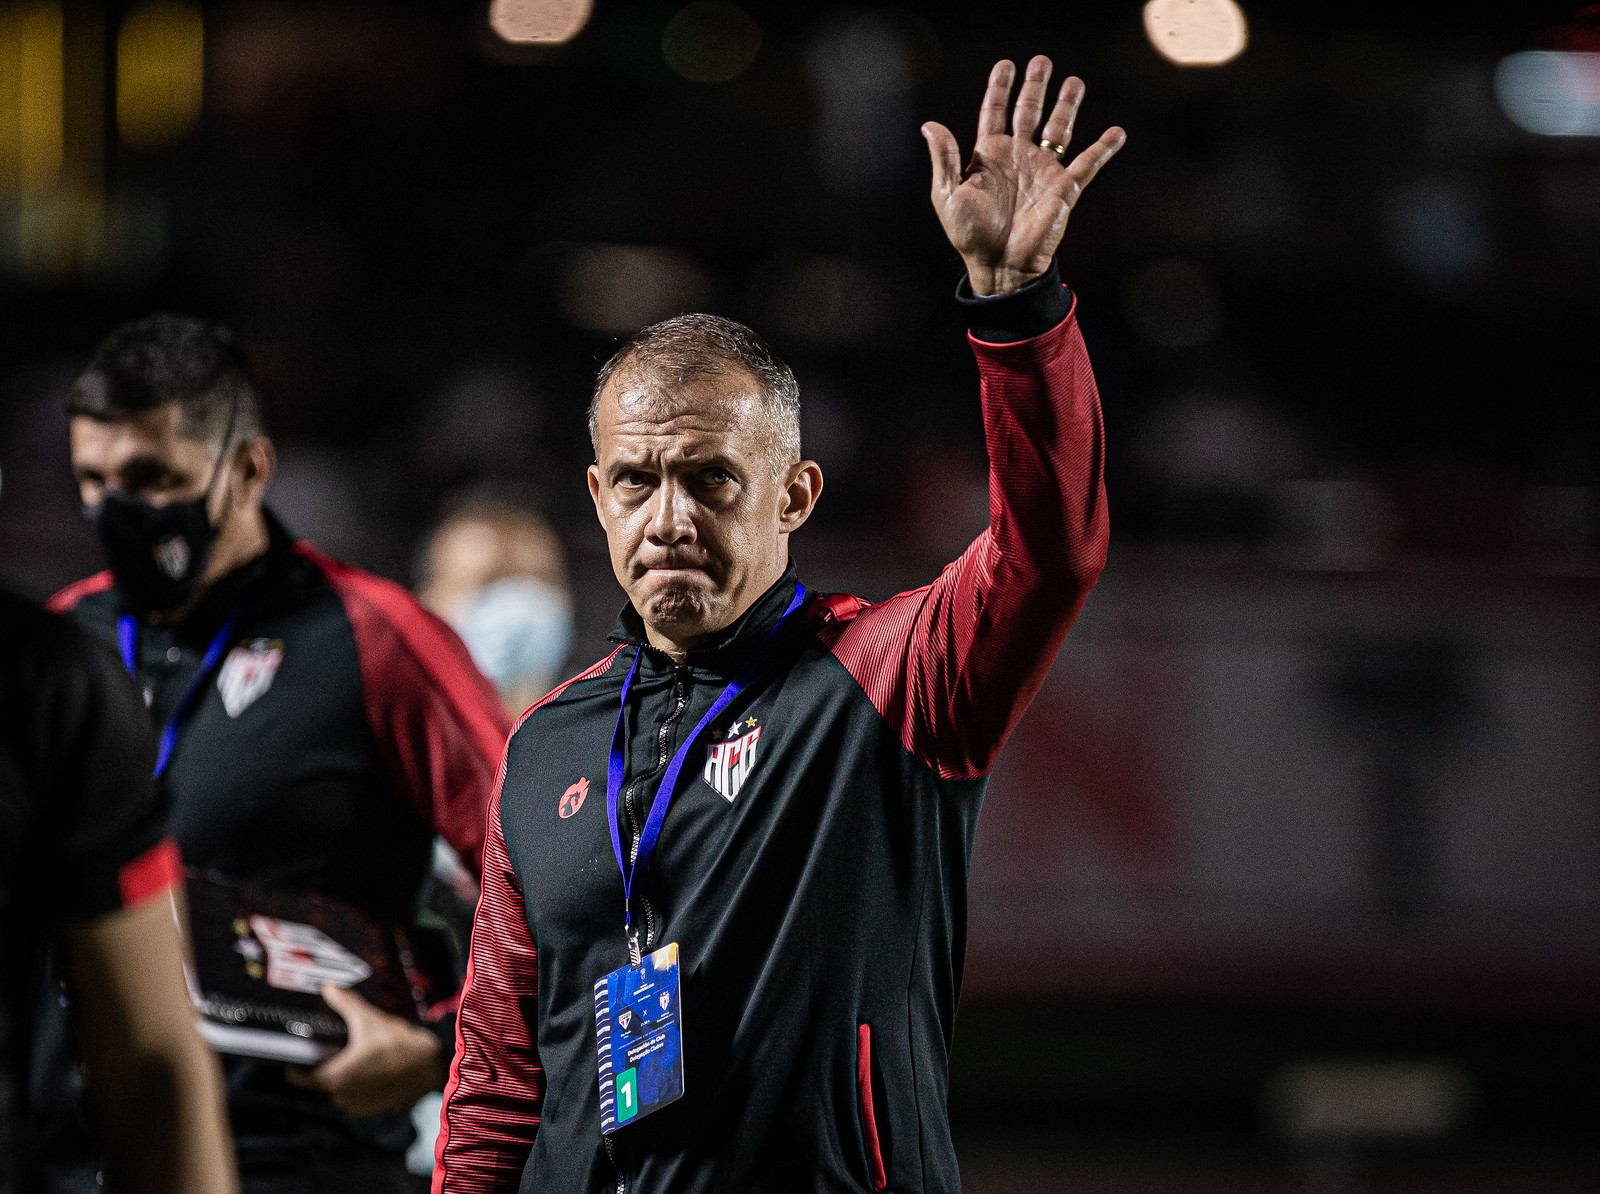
left=452, top=575, right=574, bottom=697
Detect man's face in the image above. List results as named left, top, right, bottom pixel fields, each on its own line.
left=587, top=365, right=819, bottom=651
left=70, top=403, right=222, bottom=514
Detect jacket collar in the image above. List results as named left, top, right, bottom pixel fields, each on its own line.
left=608, top=561, right=803, bottom=675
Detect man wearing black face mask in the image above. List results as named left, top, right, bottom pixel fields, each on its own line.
left=44, top=313, right=512, bottom=1194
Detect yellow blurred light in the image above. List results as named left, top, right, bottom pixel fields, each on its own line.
left=662, top=0, right=760, bottom=85
left=117, top=2, right=203, bottom=151
left=15, top=183, right=103, bottom=281
left=489, top=0, right=593, bottom=46
left=1144, top=0, right=1248, bottom=68
left=0, top=2, right=66, bottom=191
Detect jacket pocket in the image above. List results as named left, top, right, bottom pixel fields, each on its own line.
left=856, top=1023, right=888, bottom=1190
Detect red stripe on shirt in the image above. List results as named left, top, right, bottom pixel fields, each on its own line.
left=857, top=1024, right=888, bottom=1190
left=117, top=838, right=183, bottom=906
left=519, top=646, right=624, bottom=720
left=47, top=571, right=114, bottom=614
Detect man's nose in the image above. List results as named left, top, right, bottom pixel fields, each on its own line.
left=645, top=480, right=697, bottom=545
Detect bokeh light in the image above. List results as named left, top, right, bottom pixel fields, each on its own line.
left=749, top=254, right=901, bottom=347
left=662, top=0, right=760, bottom=85
left=1143, top=0, right=1248, bottom=68
left=1495, top=51, right=1600, bottom=137
left=557, top=243, right=711, bottom=334
left=0, top=1, right=65, bottom=189
left=488, top=0, right=593, bottom=47
left=825, top=8, right=941, bottom=94
left=1123, top=258, right=1222, bottom=349
left=117, top=2, right=204, bottom=151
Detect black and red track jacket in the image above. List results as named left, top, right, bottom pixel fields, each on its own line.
left=435, top=266, right=1108, bottom=1194
left=47, top=513, right=511, bottom=1170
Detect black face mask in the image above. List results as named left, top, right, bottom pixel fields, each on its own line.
left=92, top=489, right=222, bottom=614
left=87, top=390, right=243, bottom=615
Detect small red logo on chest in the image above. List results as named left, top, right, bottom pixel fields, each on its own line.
left=559, top=777, right=589, bottom=819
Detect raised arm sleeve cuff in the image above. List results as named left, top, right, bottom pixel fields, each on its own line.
left=956, top=258, right=1073, bottom=344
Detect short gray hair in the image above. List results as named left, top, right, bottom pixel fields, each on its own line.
left=589, top=313, right=801, bottom=472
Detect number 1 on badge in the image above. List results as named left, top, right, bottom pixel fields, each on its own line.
left=616, top=1068, right=638, bottom=1123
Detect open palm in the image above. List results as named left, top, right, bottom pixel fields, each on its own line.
left=923, top=56, right=1125, bottom=296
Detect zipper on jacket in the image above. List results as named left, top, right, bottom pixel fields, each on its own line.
left=603, top=1132, right=625, bottom=1194
left=622, top=663, right=690, bottom=962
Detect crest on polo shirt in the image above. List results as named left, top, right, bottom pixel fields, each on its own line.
left=217, top=638, right=284, bottom=718
left=703, top=717, right=762, bottom=802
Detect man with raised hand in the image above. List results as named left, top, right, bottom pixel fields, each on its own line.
left=436, top=56, right=1123, bottom=1193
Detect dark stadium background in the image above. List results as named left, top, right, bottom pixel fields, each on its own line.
left=4, top=1, right=1600, bottom=1188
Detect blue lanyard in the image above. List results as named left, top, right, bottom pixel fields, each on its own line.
left=118, top=611, right=240, bottom=778
left=606, top=583, right=807, bottom=945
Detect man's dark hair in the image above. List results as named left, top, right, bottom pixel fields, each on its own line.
left=590, top=314, right=801, bottom=471
left=66, top=313, right=264, bottom=447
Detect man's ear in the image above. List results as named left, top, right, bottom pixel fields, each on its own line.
left=778, top=461, right=824, bottom=534
left=226, top=436, right=275, bottom=514
left=587, top=464, right=605, bottom=525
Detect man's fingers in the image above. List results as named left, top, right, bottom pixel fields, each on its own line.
left=1010, top=55, right=1053, bottom=146
left=1040, top=76, right=1086, bottom=152
left=921, top=122, right=961, bottom=196
left=976, top=59, right=1015, bottom=139
left=1059, top=126, right=1127, bottom=203
left=320, top=982, right=362, bottom=1015
left=320, top=983, right=369, bottom=1047
left=285, top=1064, right=328, bottom=1092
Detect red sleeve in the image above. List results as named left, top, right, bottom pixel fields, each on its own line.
left=116, top=838, right=184, bottom=907
left=434, top=737, right=544, bottom=1194
left=818, top=300, right=1108, bottom=780
left=297, top=544, right=512, bottom=878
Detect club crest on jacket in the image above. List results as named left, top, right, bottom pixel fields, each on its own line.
left=217, top=638, right=284, bottom=718
left=703, top=718, right=761, bottom=802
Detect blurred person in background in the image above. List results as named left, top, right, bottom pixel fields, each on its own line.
left=409, top=488, right=573, bottom=1172
left=434, top=56, right=1123, bottom=1192
left=43, top=315, right=512, bottom=1194
left=416, top=488, right=574, bottom=716
left=1, top=589, right=237, bottom=1194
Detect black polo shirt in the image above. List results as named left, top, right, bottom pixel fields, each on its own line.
left=0, top=590, right=172, bottom=1191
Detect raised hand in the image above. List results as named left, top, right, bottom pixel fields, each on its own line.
left=923, top=56, right=1125, bottom=296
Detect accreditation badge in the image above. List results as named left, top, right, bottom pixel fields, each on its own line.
left=594, top=942, right=684, bottom=1132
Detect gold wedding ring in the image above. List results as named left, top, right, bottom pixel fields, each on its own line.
left=1039, top=138, right=1068, bottom=161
